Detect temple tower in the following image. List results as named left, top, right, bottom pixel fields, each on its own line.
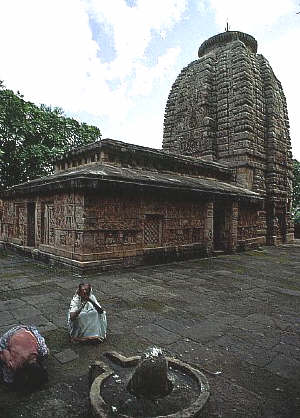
left=163, top=31, right=294, bottom=244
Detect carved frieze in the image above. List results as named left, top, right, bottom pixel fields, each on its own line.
left=238, top=208, right=259, bottom=241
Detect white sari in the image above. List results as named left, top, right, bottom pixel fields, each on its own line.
left=67, top=289, right=107, bottom=342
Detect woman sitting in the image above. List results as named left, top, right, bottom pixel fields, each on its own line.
left=68, top=283, right=107, bottom=343
left=0, top=325, right=49, bottom=391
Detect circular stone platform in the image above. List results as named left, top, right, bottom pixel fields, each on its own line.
left=89, top=351, right=210, bottom=418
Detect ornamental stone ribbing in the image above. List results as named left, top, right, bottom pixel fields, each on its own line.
left=163, top=30, right=293, bottom=245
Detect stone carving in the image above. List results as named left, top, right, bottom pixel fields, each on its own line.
left=163, top=30, right=293, bottom=246
left=238, top=209, right=259, bottom=241
left=0, top=31, right=294, bottom=269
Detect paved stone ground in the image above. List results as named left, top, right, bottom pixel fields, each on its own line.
left=1, top=244, right=300, bottom=417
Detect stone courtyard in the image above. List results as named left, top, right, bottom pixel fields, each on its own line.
left=1, top=244, right=300, bottom=417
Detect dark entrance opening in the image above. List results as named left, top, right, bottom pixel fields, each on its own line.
left=213, top=205, right=226, bottom=250
left=27, top=202, right=36, bottom=247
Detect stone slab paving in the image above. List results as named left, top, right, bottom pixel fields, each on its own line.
left=0, top=298, right=27, bottom=310
left=53, top=349, right=79, bottom=364
left=0, top=245, right=300, bottom=417
left=0, top=311, right=15, bottom=326
left=134, top=323, right=181, bottom=345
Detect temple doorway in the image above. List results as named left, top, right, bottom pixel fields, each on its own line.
left=213, top=205, right=226, bottom=250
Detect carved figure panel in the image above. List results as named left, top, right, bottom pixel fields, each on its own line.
left=44, top=204, right=55, bottom=246
left=238, top=208, right=259, bottom=241
left=14, top=204, right=25, bottom=239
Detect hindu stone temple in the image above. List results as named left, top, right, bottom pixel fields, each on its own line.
left=0, top=31, right=294, bottom=271
left=163, top=31, right=294, bottom=246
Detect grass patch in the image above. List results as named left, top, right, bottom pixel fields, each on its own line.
left=108, top=333, right=150, bottom=355
left=273, top=256, right=289, bottom=263
left=0, top=272, right=26, bottom=278
left=124, top=297, right=165, bottom=312
left=282, top=282, right=300, bottom=291
left=246, top=250, right=271, bottom=257
left=139, top=298, right=165, bottom=312
left=227, top=266, right=246, bottom=274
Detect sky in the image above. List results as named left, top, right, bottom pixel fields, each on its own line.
left=1, top=0, right=300, bottom=158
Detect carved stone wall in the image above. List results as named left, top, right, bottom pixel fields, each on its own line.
left=0, top=192, right=85, bottom=258
left=238, top=204, right=266, bottom=248
left=79, top=190, right=209, bottom=262
left=163, top=31, right=293, bottom=244
left=36, top=192, right=85, bottom=258
left=0, top=31, right=294, bottom=270
left=0, top=201, right=27, bottom=245
left=0, top=189, right=215, bottom=264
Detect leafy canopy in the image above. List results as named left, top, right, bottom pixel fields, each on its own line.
left=0, top=81, right=101, bottom=190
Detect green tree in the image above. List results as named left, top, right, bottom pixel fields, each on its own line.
left=292, top=158, right=300, bottom=223
left=0, top=81, right=101, bottom=190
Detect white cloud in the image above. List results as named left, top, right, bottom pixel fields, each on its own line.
left=2, top=0, right=297, bottom=159
left=197, top=0, right=210, bottom=14
left=263, top=28, right=300, bottom=158
left=86, top=0, right=187, bottom=80
left=104, top=109, right=164, bottom=150
left=0, top=0, right=107, bottom=110
left=129, top=47, right=181, bottom=97
left=85, top=0, right=187, bottom=121
left=209, top=0, right=296, bottom=32
left=0, top=0, right=187, bottom=146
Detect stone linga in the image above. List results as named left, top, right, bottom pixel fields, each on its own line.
left=89, top=350, right=210, bottom=418
left=127, top=347, right=173, bottom=399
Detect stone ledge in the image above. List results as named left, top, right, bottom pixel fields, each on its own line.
left=0, top=241, right=211, bottom=272
left=198, top=31, right=257, bottom=58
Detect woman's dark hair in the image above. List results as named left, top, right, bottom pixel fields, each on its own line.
left=78, top=283, right=91, bottom=293
left=13, top=360, right=48, bottom=392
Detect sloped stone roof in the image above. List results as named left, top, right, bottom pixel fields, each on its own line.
left=56, top=138, right=234, bottom=180
left=2, top=161, right=262, bottom=202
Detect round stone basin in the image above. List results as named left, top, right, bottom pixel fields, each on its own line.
left=89, top=351, right=210, bottom=418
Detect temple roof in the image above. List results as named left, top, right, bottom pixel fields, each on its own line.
left=198, top=31, right=257, bottom=57
left=2, top=160, right=262, bottom=203
left=56, top=138, right=234, bottom=176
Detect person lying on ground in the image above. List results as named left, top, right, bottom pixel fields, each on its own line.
left=67, top=283, right=107, bottom=343
left=0, top=325, right=49, bottom=391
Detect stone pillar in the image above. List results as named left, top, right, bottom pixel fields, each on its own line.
left=228, top=201, right=238, bottom=252
left=203, top=201, right=213, bottom=255
left=266, top=199, right=276, bottom=245
left=35, top=198, right=42, bottom=247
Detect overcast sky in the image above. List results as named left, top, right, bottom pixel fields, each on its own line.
left=1, top=0, right=299, bottom=158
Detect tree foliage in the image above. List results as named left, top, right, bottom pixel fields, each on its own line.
left=0, top=81, right=101, bottom=190
left=292, top=158, right=300, bottom=223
